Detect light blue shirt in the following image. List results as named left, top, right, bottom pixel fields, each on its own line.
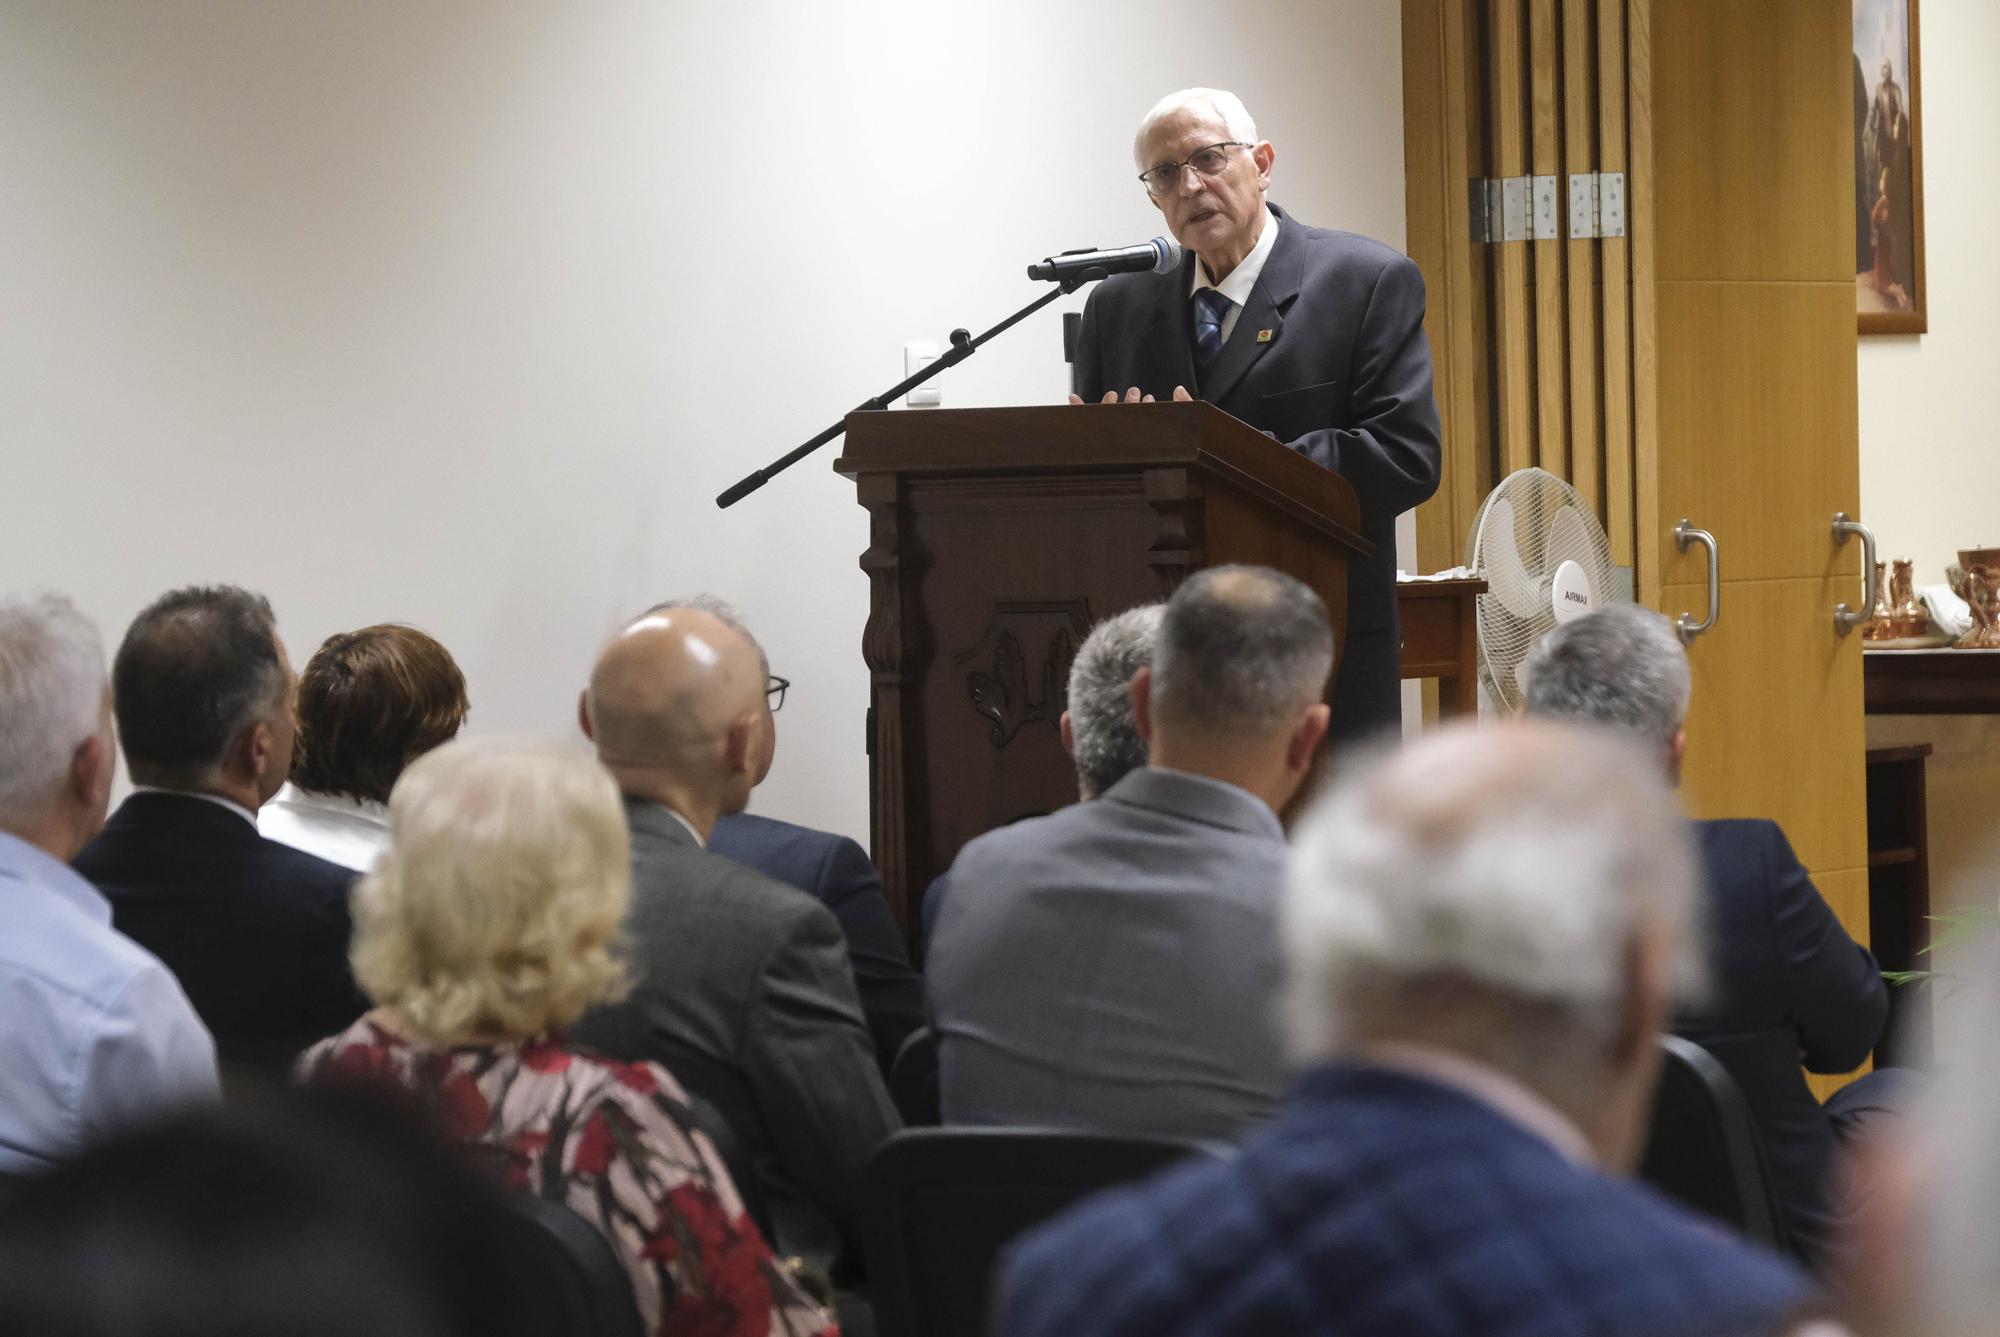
left=0, top=830, right=219, bottom=1173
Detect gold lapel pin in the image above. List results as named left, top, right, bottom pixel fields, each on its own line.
left=1255, top=328, right=1275, bottom=344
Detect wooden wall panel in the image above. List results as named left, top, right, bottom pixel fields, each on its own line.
left=1563, top=0, right=1601, bottom=517
left=1647, top=0, right=1851, bottom=283
left=1490, top=0, right=1537, bottom=476
left=1597, top=0, right=1635, bottom=571
left=1529, top=0, right=1569, bottom=476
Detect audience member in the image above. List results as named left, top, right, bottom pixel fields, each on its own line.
left=998, top=721, right=1816, bottom=1337
left=0, top=595, right=216, bottom=1174
left=299, top=738, right=834, bottom=1337
left=1838, top=948, right=2000, bottom=1337
left=262, top=622, right=468, bottom=871
left=0, top=1086, right=579, bottom=1337
left=920, top=602, right=1164, bottom=949
left=927, top=566, right=1329, bottom=1139
left=73, top=586, right=363, bottom=1074
left=1523, top=602, right=1890, bottom=1266
left=1059, top=603, right=1165, bottom=802
left=648, top=596, right=923, bottom=1074
left=572, top=606, right=898, bottom=1272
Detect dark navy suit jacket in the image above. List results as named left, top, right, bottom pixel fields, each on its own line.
left=1073, top=204, right=1442, bottom=745
left=74, top=792, right=363, bottom=1076
left=998, top=1063, right=1812, bottom=1337
left=1674, top=818, right=1888, bottom=1264
left=709, top=812, right=925, bottom=1073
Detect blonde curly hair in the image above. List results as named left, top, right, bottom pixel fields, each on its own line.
left=352, top=737, right=631, bottom=1045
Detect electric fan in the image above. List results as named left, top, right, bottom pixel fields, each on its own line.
left=1465, top=466, right=1620, bottom=711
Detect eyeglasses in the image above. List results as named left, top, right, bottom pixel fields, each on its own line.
left=765, top=674, right=790, bottom=712
left=1138, top=141, right=1251, bottom=196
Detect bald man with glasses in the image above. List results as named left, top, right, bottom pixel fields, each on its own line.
left=1070, top=87, right=1442, bottom=747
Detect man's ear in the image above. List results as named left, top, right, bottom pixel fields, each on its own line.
left=1667, top=728, right=1687, bottom=785
left=1253, top=140, right=1275, bottom=187
left=1059, top=710, right=1076, bottom=758
left=1129, top=667, right=1155, bottom=745
left=1287, top=703, right=1331, bottom=772
left=69, top=732, right=108, bottom=808
left=722, top=715, right=756, bottom=778
left=237, top=719, right=273, bottom=784
left=1612, top=925, right=1671, bottom=1073
left=577, top=689, right=595, bottom=741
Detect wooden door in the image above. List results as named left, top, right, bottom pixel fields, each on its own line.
left=1634, top=0, right=1869, bottom=1093
left=1407, top=0, right=1873, bottom=1091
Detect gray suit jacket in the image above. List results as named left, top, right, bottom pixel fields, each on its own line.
left=927, top=768, right=1291, bottom=1141
left=570, top=799, right=899, bottom=1267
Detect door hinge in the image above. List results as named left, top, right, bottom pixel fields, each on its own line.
left=1567, top=171, right=1627, bottom=239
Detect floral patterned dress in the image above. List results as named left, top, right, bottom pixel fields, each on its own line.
left=299, top=1018, right=836, bottom=1337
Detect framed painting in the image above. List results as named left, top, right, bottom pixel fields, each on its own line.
left=1854, top=0, right=1926, bottom=335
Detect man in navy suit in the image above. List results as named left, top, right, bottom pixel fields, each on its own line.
left=74, top=587, right=362, bottom=1077
left=1523, top=602, right=1891, bottom=1267
left=650, top=595, right=924, bottom=1073
left=1071, top=87, right=1441, bottom=746
left=998, top=721, right=1815, bottom=1337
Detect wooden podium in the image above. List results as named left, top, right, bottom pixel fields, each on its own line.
left=834, top=401, right=1371, bottom=942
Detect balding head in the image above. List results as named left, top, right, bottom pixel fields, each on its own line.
left=580, top=607, right=770, bottom=835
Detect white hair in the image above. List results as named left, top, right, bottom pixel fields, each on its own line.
left=1133, top=87, right=1260, bottom=169
left=1522, top=603, right=1692, bottom=744
left=0, top=594, right=107, bottom=821
left=1283, top=720, right=1707, bottom=1062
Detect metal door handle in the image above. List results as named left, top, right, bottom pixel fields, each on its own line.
left=1832, top=512, right=1878, bottom=635
left=1674, top=519, right=1719, bottom=643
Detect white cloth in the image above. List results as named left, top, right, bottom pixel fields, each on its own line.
left=662, top=805, right=706, bottom=848
left=258, top=783, right=391, bottom=872
left=132, top=784, right=257, bottom=829
left=1188, top=205, right=1280, bottom=344
left=1364, top=1041, right=1597, bottom=1167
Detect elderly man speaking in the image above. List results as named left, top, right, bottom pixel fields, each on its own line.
left=1070, top=87, right=1441, bottom=746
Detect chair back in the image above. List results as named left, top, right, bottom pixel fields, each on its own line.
left=1639, top=1035, right=1790, bottom=1253
left=494, top=1192, right=645, bottom=1337
left=888, top=1026, right=941, bottom=1126
left=860, top=1126, right=1218, bottom=1337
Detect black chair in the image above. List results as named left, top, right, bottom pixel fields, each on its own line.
left=494, top=1192, right=646, bottom=1337
left=888, top=1026, right=940, bottom=1126
left=1639, top=1034, right=1790, bottom=1253
left=859, top=1126, right=1220, bottom=1337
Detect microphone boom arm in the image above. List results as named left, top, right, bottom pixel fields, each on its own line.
left=714, top=271, right=1100, bottom=509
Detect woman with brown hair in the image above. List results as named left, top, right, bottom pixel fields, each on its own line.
left=261, top=624, right=468, bottom=870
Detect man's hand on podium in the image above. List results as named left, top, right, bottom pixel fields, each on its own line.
left=1068, top=385, right=1195, bottom=405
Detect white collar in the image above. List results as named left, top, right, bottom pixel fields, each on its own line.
left=269, top=782, right=388, bottom=827
left=132, top=785, right=259, bottom=829
left=662, top=805, right=706, bottom=848
left=1189, top=204, right=1280, bottom=308
left=1362, top=1041, right=1597, bottom=1167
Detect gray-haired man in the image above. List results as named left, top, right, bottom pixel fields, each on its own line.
left=927, top=566, right=1331, bottom=1139
left=1523, top=601, right=1890, bottom=1267
left=0, top=595, right=216, bottom=1171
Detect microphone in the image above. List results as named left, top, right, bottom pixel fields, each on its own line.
left=1027, top=236, right=1182, bottom=283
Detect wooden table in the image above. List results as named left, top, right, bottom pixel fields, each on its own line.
left=1864, top=647, right=2000, bottom=714
left=1398, top=577, right=1486, bottom=717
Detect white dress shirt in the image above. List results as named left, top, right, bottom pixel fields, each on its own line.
left=0, top=831, right=219, bottom=1173
left=1188, top=205, right=1281, bottom=345
left=259, top=783, right=391, bottom=872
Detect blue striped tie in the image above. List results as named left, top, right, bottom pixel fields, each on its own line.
left=1191, top=288, right=1232, bottom=370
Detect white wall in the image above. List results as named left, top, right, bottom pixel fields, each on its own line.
left=1858, top=0, right=2000, bottom=581
left=0, top=1, right=1409, bottom=842
left=1857, top=0, right=2000, bottom=950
